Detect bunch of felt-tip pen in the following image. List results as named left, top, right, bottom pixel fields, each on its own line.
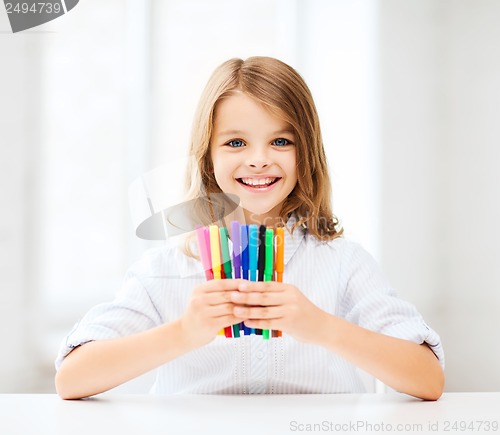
left=195, top=221, right=285, bottom=339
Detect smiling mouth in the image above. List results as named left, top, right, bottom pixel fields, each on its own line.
left=236, top=177, right=281, bottom=188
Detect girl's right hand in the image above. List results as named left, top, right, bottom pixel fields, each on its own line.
left=179, top=279, right=244, bottom=349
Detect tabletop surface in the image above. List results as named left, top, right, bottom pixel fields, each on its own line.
left=0, top=392, right=499, bottom=435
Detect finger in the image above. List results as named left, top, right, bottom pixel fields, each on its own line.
left=233, top=305, right=286, bottom=319
left=237, top=281, right=286, bottom=293
left=197, top=279, right=247, bottom=293
left=204, top=302, right=236, bottom=317
left=230, top=290, right=282, bottom=306
left=202, top=290, right=236, bottom=305
left=243, top=319, right=281, bottom=330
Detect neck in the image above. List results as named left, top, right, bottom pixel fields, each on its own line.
left=242, top=208, right=283, bottom=228
left=221, top=203, right=286, bottom=228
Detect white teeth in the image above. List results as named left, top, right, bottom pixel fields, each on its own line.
left=240, top=177, right=277, bottom=186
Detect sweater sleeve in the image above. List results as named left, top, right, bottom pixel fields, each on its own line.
left=337, top=242, right=444, bottom=368
left=54, top=251, right=164, bottom=370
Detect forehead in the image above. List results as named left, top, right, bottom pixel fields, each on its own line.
left=213, top=92, right=291, bottom=133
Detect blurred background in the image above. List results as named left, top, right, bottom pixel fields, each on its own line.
left=1, top=0, right=499, bottom=393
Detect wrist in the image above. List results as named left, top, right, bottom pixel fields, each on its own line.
left=175, top=317, right=205, bottom=352
left=154, top=319, right=198, bottom=362
left=309, top=311, right=348, bottom=349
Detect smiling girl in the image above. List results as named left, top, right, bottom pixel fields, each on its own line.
left=55, top=57, right=444, bottom=400
left=210, top=90, right=298, bottom=226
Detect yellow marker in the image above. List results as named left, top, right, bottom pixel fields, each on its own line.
left=209, top=225, right=225, bottom=335
left=209, top=225, right=222, bottom=280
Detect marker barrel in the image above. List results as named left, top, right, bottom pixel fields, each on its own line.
left=196, top=223, right=285, bottom=340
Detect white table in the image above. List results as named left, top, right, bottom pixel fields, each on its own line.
left=0, top=392, right=498, bottom=435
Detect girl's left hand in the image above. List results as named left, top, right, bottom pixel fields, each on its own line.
left=230, top=281, right=328, bottom=343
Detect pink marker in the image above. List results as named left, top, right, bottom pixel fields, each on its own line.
left=196, top=226, right=213, bottom=280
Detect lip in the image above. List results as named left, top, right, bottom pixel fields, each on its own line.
left=235, top=176, right=282, bottom=193
left=236, top=174, right=281, bottom=179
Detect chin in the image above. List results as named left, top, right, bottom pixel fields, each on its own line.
left=242, top=206, right=281, bottom=224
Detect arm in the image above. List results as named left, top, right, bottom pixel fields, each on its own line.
left=231, top=281, right=444, bottom=401
left=55, top=320, right=191, bottom=400
left=312, top=311, right=444, bottom=400
left=56, top=279, right=243, bottom=400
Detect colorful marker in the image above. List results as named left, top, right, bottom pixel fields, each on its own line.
left=220, top=227, right=234, bottom=338
left=209, top=225, right=222, bottom=280
left=240, top=224, right=249, bottom=280
left=275, top=227, right=285, bottom=283
left=231, top=221, right=241, bottom=279
left=254, top=225, right=267, bottom=336
left=220, top=227, right=232, bottom=279
left=195, top=223, right=284, bottom=340
left=196, top=226, right=213, bottom=280
left=248, top=225, right=258, bottom=282
left=258, top=225, right=266, bottom=282
left=275, top=226, right=285, bottom=337
left=264, top=228, right=274, bottom=282
left=248, top=224, right=258, bottom=334
left=240, top=224, right=251, bottom=335
left=263, top=227, right=274, bottom=340
left=230, top=221, right=244, bottom=336
left=209, top=225, right=230, bottom=337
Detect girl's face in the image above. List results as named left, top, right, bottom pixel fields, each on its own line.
left=210, top=91, right=297, bottom=225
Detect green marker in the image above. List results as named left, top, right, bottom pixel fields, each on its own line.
left=263, top=228, right=274, bottom=340
left=220, top=227, right=240, bottom=338
left=264, top=228, right=274, bottom=281
left=220, top=227, right=232, bottom=279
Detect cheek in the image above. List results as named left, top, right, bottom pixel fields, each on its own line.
left=286, top=159, right=298, bottom=185
left=212, top=161, right=233, bottom=189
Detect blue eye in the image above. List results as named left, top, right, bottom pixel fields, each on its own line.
left=227, top=139, right=245, bottom=148
left=273, top=138, right=290, bottom=147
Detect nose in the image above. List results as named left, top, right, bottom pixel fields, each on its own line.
left=246, top=145, right=271, bottom=169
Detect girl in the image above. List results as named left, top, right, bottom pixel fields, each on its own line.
left=55, top=57, right=444, bottom=400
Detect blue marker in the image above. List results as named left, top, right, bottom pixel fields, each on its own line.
left=241, top=224, right=249, bottom=279
left=247, top=224, right=258, bottom=334
left=239, top=224, right=251, bottom=335
left=248, top=224, right=258, bottom=282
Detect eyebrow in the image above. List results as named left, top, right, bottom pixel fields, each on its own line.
left=215, top=128, right=295, bottom=137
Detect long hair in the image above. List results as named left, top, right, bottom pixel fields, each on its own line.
left=185, top=56, right=342, bottom=240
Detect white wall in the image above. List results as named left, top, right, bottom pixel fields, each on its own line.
left=0, top=0, right=381, bottom=393
left=0, top=24, right=40, bottom=391
left=1, top=0, right=135, bottom=392
left=1, top=0, right=499, bottom=393
left=379, top=0, right=500, bottom=391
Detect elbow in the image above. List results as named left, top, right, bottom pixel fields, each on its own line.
left=421, top=368, right=445, bottom=401
left=422, top=386, right=443, bottom=402
left=55, top=370, right=72, bottom=400
left=55, top=369, right=85, bottom=400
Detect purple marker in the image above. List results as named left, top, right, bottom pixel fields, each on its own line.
left=231, top=221, right=241, bottom=279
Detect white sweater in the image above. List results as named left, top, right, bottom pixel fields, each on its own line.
left=55, top=221, right=444, bottom=394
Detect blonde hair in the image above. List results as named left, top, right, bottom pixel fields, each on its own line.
left=185, top=56, right=342, bottom=240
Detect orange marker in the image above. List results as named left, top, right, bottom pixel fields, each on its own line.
left=275, top=227, right=284, bottom=282
left=275, top=227, right=285, bottom=337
